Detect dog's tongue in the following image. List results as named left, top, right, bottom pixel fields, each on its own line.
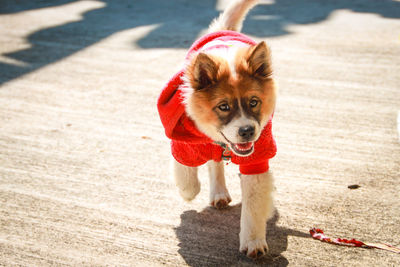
left=234, top=142, right=253, bottom=151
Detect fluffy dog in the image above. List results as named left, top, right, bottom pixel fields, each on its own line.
left=158, top=0, right=277, bottom=259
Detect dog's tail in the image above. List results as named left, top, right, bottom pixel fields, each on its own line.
left=208, top=0, right=259, bottom=33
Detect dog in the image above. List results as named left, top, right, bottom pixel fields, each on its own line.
left=157, top=0, right=276, bottom=259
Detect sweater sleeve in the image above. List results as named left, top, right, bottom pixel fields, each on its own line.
left=239, top=160, right=269, bottom=175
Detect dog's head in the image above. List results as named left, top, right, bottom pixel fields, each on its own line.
left=184, top=42, right=276, bottom=157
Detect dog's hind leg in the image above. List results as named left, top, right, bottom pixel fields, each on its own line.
left=208, top=160, right=232, bottom=209
left=172, top=158, right=200, bottom=201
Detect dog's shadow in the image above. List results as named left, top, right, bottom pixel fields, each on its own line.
left=175, top=204, right=309, bottom=266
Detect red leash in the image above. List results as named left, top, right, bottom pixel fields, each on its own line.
left=310, top=228, right=400, bottom=254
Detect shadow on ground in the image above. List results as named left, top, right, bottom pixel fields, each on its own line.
left=0, top=0, right=220, bottom=85
left=175, top=204, right=309, bottom=266
left=1, top=0, right=399, bottom=85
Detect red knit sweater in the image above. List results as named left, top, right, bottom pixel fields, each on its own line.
left=157, top=31, right=276, bottom=175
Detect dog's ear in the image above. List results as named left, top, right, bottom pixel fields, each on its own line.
left=247, top=41, right=272, bottom=79
left=190, top=53, right=219, bottom=90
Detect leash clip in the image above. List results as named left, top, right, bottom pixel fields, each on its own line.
left=215, top=142, right=232, bottom=161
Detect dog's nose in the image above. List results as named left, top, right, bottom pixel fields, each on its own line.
left=238, top=125, right=255, bottom=139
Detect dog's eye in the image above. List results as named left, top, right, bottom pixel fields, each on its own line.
left=249, top=99, right=258, bottom=108
left=218, top=103, right=230, bottom=112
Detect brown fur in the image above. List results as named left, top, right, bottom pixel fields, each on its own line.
left=186, top=42, right=276, bottom=131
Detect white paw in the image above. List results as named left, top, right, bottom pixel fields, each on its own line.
left=178, top=180, right=200, bottom=201
left=239, top=238, right=269, bottom=259
left=210, top=189, right=231, bottom=209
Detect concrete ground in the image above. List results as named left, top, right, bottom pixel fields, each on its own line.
left=1, top=0, right=399, bottom=266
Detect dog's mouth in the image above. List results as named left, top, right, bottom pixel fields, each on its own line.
left=231, top=142, right=254, bottom=156
left=220, top=132, right=255, bottom=156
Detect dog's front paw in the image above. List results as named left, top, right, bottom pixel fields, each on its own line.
left=210, top=187, right=232, bottom=210
left=178, top=180, right=200, bottom=201
left=210, top=190, right=231, bottom=209
left=240, top=238, right=268, bottom=259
